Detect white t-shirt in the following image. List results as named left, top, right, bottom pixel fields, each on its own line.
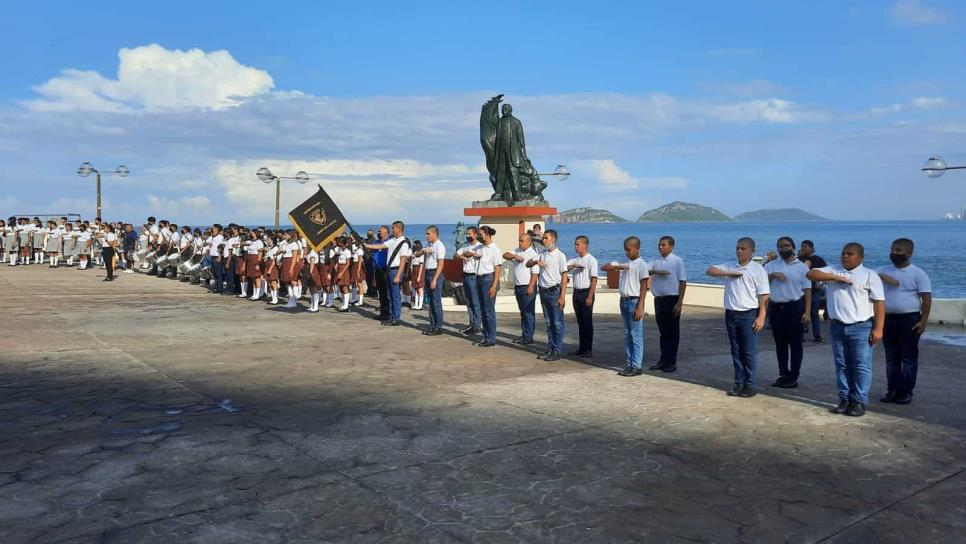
left=714, top=261, right=770, bottom=311
left=618, top=257, right=650, bottom=297
left=648, top=253, right=687, bottom=297
left=568, top=253, right=600, bottom=289
left=208, top=234, right=224, bottom=257
left=385, top=236, right=412, bottom=268
left=458, top=242, right=483, bottom=274
left=411, top=254, right=424, bottom=267
left=105, top=232, right=117, bottom=244
left=537, top=248, right=568, bottom=288
left=818, top=264, right=885, bottom=324
left=279, top=240, right=296, bottom=258
left=337, top=247, right=351, bottom=265
left=306, top=250, right=319, bottom=264
left=246, top=239, right=264, bottom=255
left=476, top=242, right=502, bottom=275
left=875, top=263, right=931, bottom=314
left=425, top=240, right=445, bottom=269
left=224, top=236, right=240, bottom=258
left=764, top=258, right=810, bottom=303
left=352, top=245, right=364, bottom=263
left=509, top=246, right=539, bottom=286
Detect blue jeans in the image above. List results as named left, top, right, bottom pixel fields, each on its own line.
left=211, top=258, right=225, bottom=292
left=514, top=284, right=536, bottom=341
left=725, top=309, right=759, bottom=389
left=620, top=297, right=644, bottom=369
left=225, top=257, right=237, bottom=293
left=388, top=267, right=402, bottom=320
left=769, top=298, right=805, bottom=380
left=809, top=288, right=825, bottom=339
left=830, top=319, right=874, bottom=404
left=883, top=313, right=921, bottom=395
left=463, top=274, right=481, bottom=329
left=539, top=285, right=564, bottom=353
left=425, top=270, right=443, bottom=330
left=477, top=273, right=496, bottom=342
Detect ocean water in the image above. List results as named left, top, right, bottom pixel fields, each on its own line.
left=352, top=221, right=966, bottom=298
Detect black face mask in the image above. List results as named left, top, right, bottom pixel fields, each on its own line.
left=466, top=236, right=473, bottom=243
left=779, top=249, right=795, bottom=259
left=889, top=253, right=908, bottom=266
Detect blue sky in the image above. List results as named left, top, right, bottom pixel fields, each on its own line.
left=1, top=0, right=965, bottom=223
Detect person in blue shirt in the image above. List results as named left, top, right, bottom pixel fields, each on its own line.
left=370, top=226, right=390, bottom=321
left=121, top=223, right=139, bottom=271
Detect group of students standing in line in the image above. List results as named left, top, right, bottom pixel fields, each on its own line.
left=4, top=214, right=932, bottom=419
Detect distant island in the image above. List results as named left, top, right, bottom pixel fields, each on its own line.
left=549, top=207, right=628, bottom=224
left=734, top=208, right=827, bottom=222
left=637, top=201, right=732, bottom=223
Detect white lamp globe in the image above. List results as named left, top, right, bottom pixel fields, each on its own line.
left=922, top=156, right=947, bottom=178
left=553, top=164, right=570, bottom=181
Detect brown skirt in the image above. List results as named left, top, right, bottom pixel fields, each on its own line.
left=245, top=254, right=262, bottom=278
left=335, top=263, right=352, bottom=287
left=234, top=255, right=246, bottom=276
left=280, top=257, right=296, bottom=283
left=319, top=264, right=333, bottom=287
left=350, top=263, right=363, bottom=283
left=308, top=265, right=323, bottom=287
left=263, top=259, right=279, bottom=282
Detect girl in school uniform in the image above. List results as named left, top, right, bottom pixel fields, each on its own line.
left=351, top=241, right=366, bottom=306
left=411, top=240, right=425, bottom=310
left=76, top=223, right=92, bottom=270
left=318, top=242, right=334, bottom=308
left=17, top=218, right=31, bottom=265
left=0, top=219, right=10, bottom=265
left=305, top=248, right=322, bottom=312
left=334, top=237, right=352, bottom=312
left=99, top=223, right=118, bottom=281
left=62, top=223, right=76, bottom=267
left=32, top=219, right=46, bottom=265
left=245, top=231, right=264, bottom=301
left=279, top=230, right=300, bottom=308
left=45, top=221, right=63, bottom=268
left=263, top=235, right=280, bottom=304
left=235, top=230, right=251, bottom=298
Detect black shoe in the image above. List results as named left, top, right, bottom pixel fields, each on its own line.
left=102, top=277, right=112, bottom=282
left=537, top=351, right=552, bottom=360
left=738, top=387, right=757, bottom=398
left=476, top=340, right=495, bottom=347
left=648, top=362, right=666, bottom=371
left=814, top=336, right=824, bottom=343
left=375, top=315, right=390, bottom=321
left=727, top=386, right=743, bottom=397
left=830, top=400, right=849, bottom=414
left=879, top=391, right=897, bottom=403
left=386, top=320, right=401, bottom=327
left=461, top=326, right=476, bottom=335
left=660, top=364, right=677, bottom=373
left=568, top=349, right=584, bottom=356
left=894, top=393, right=912, bottom=405
left=579, top=351, right=593, bottom=359
left=512, top=337, right=526, bottom=344
left=845, top=401, right=866, bottom=417
left=617, top=366, right=635, bottom=376
left=777, top=379, right=798, bottom=388
left=518, top=338, right=533, bottom=345
left=423, top=329, right=442, bottom=336
left=772, top=377, right=787, bottom=387
left=543, top=351, right=561, bottom=362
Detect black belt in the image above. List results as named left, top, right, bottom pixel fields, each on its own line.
left=573, top=287, right=590, bottom=292
left=540, top=285, right=560, bottom=290
left=654, top=294, right=679, bottom=299
left=832, top=318, right=873, bottom=326
left=886, top=312, right=921, bottom=317
left=770, top=297, right=803, bottom=305
left=620, top=295, right=639, bottom=301
left=464, top=272, right=476, bottom=276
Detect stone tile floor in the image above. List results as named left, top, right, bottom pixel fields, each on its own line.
left=1, top=266, right=964, bottom=543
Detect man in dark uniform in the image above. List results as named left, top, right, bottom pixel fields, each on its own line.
left=800, top=240, right=827, bottom=342
left=372, top=225, right=390, bottom=321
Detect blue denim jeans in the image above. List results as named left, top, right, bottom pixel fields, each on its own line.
left=725, top=309, right=759, bottom=389
left=514, top=284, right=536, bottom=341
left=620, top=297, right=644, bottom=369
left=388, top=266, right=402, bottom=320
left=477, top=273, right=497, bottom=342
left=539, top=285, right=564, bottom=353
left=462, top=274, right=481, bottom=328
left=831, top=319, right=874, bottom=404
left=425, top=269, right=443, bottom=331
left=883, top=312, right=921, bottom=395
left=211, top=258, right=224, bottom=292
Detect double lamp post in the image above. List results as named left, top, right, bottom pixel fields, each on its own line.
left=76, top=161, right=130, bottom=220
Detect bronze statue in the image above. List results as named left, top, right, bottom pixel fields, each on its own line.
left=480, top=95, right=547, bottom=204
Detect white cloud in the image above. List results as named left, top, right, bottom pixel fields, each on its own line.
left=580, top=160, right=688, bottom=191
left=708, top=99, right=799, bottom=123
left=147, top=194, right=213, bottom=214
left=25, top=44, right=273, bottom=112
left=910, top=96, right=948, bottom=108
left=888, top=0, right=947, bottom=25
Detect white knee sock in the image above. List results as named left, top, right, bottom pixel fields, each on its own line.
left=239, top=283, right=247, bottom=297
left=9, top=254, right=16, bottom=265
left=341, top=295, right=350, bottom=310
left=310, top=292, right=320, bottom=311
left=270, top=289, right=278, bottom=304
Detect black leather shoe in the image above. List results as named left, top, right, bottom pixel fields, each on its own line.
left=544, top=352, right=561, bottom=361
left=738, top=387, right=757, bottom=398
left=727, top=387, right=743, bottom=396
left=772, top=377, right=787, bottom=387
left=512, top=337, right=526, bottom=344
left=894, top=393, right=912, bottom=405
left=830, top=400, right=849, bottom=414
left=537, top=351, right=551, bottom=360
left=660, top=364, right=677, bottom=373
left=777, top=379, right=798, bottom=388
left=617, top=367, right=634, bottom=376
left=628, top=368, right=642, bottom=376
left=461, top=326, right=479, bottom=335
left=814, top=336, right=824, bottom=343
left=648, top=362, right=665, bottom=371
left=518, top=338, right=533, bottom=345
left=879, top=391, right=897, bottom=403
left=475, top=340, right=495, bottom=347
left=579, top=351, right=593, bottom=359
left=568, top=349, right=583, bottom=356
left=845, top=401, right=866, bottom=417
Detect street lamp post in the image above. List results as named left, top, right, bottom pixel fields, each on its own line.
left=77, top=162, right=130, bottom=219
left=922, top=155, right=966, bottom=178
left=255, top=167, right=310, bottom=229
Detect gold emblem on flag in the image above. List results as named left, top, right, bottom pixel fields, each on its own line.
left=309, top=206, right=327, bottom=226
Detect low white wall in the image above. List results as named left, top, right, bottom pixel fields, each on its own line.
left=443, top=282, right=966, bottom=326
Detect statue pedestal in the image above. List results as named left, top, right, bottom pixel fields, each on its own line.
left=464, top=203, right=557, bottom=256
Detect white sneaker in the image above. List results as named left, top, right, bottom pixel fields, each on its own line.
left=124, top=269, right=134, bottom=274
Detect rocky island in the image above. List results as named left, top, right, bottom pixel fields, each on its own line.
left=549, top=207, right=627, bottom=223
left=734, top=208, right=827, bottom=221
left=637, top=201, right=732, bottom=223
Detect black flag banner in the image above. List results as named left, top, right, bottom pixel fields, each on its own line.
left=288, top=185, right=350, bottom=252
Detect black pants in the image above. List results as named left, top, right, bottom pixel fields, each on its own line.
left=102, top=247, right=115, bottom=279
left=375, top=267, right=390, bottom=318
left=211, top=258, right=225, bottom=292
left=654, top=295, right=681, bottom=364
left=884, top=312, right=921, bottom=395
left=769, top=298, right=805, bottom=380
left=572, top=288, right=594, bottom=353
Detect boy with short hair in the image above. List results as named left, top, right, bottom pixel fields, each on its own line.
left=602, top=237, right=650, bottom=376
